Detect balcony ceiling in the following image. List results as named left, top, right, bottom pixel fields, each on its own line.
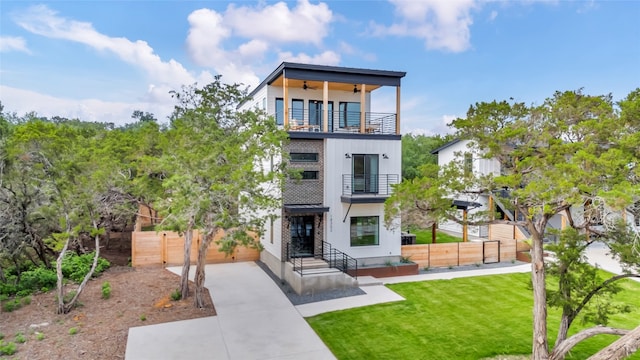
left=271, top=77, right=382, bottom=92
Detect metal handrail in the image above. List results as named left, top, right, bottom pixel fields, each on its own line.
left=286, top=241, right=358, bottom=279
left=320, top=241, right=358, bottom=279
left=342, top=174, right=400, bottom=196
left=275, top=109, right=397, bottom=134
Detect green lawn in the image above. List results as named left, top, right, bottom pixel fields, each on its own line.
left=412, top=229, right=462, bottom=244
left=308, top=273, right=640, bottom=360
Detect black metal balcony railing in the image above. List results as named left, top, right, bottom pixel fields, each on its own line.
left=342, top=174, right=400, bottom=196
left=275, top=109, right=397, bottom=135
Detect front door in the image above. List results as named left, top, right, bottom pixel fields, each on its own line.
left=290, top=216, right=314, bottom=257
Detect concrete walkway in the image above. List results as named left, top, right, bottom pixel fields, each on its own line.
left=125, top=262, right=336, bottom=360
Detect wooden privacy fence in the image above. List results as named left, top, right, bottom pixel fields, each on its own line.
left=131, top=229, right=260, bottom=267
left=401, top=239, right=517, bottom=269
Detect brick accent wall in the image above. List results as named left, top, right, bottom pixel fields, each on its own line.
left=283, top=139, right=324, bottom=205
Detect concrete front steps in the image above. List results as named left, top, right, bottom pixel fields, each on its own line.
left=284, top=258, right=358, bottom=295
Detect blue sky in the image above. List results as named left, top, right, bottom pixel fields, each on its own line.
left=1, top=0, right=638, bottom=134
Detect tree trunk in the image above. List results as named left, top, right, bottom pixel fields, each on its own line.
left=194, top=229, right=214, bottom=309
left=550, top=326, right=630, bottom=360
left=180, top=227, right=193, bottom=299
left=59, top=230, right=101, bottom=314
left=531, top=232, right=550, bottom=359
left=587, top=325, right=640, bottom=360
left=56, top=235, right=71, bottom=314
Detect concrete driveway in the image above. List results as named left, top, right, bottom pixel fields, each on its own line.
left=125, top=262, right=335, bottom=360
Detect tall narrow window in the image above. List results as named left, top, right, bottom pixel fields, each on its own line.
left=350, top=216, right=379, bottom=246
left=291, top=99, right=304, bottom=122
left=309, top=100, right=333, bottom=130
left=464, top=152, right=473, bottom=176
left=339, top=102, right=360, bottom=128
left=275, top=98, right=284, bottom=125
left=353, top=154, right=379, bottom=193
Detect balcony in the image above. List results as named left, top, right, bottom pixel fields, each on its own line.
left=276, top=109, right=397, bottom=135
left=341, top=174, right=400, bottom=203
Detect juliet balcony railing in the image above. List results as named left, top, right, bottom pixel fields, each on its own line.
left=275, top=109, right=397, bottom=135
left=342, top=174, right=400, bottom=196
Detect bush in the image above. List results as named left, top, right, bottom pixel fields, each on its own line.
left=61, top=252, right=110, bottom=283
left=14, top=333, right=25, bottom=344
left=18, top=267, right=57, bottom=293
left=2, top=299, right=22, bottom=313
left=68, top=327, right=78, bottom=335
left=36, top=332, right=44, bottom=341
left=0, top=340, right=16, bottom=355
left=170, top=289, right=181, bottom=301
left=101, top=281, right=111, bottom=299
left=22, top=296, right=31, bottom=305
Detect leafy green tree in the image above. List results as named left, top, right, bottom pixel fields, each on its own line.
left=401, top=133, right=453, bottom=180
left=387, top=89, right=640, bottom=359
left=158, top=78, right=288, bottom=307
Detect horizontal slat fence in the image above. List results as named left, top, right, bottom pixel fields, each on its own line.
left=402, top=239, right=517, bottom=269
left=132, top=229, right=260, bottom=267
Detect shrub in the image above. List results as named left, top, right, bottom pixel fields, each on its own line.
left=14, top=333, right=25, bottom=344
left=101, top=282, right=111, bottom=299
left=22, top=296, right=31, bottom=305
left=2, top=299, right=22, bottom=313
left=36, top=332, right=45, bottom=341
left=16, top=289, right=32, bottom=297
left=68, top=327, right=78, bottom=335
left=0, top=333, right=4, bottom=340
left=61, top=252, right=110, bottom=283
left=170, top=289, right=181, bottom=301
left=0, top=340, right=16, bottom=355
left=139, top=314, right=146, bottom=321
left=18, top=267, right=57, bottom=293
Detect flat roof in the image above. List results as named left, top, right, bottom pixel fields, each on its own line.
left=247, top=62, right=406, bottom=99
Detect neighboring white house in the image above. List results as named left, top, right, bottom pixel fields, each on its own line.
left=432, top=139, right=638, bottom=241
left=239, top=62, right=406, bottom=293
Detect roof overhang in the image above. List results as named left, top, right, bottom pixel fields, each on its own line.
left=284, top=204, right=330, bottom=214
left=452, top=199, right=482, bottom=210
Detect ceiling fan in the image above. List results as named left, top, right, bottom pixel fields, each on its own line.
left=303, top=81, right=317, bottom=90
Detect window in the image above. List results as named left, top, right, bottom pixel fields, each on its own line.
left=262, top=98, right=266, bottom=110
left=339, top=102, right=360, bottom=128
left=275, top=98, right=284, bottom=125
left=464, top=152, right=473, bottom=176
left=350, top=216, right=379, bottom=246
left=292, top=99, right=304, bottom=121
left=290, top=153, right=318, bottom=162
left=309, top=100, right=333, bottom=129
left=353, top=154, right=379, bottom=193
left=300, top=171, right=319, bottom=180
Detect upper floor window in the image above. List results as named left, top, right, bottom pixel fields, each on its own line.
left=353, top=154, right=378, bottom=193
left=290, top=153, right=319, bottom=162
left=464, top=152, right=473, bottom=176
left=275, top=98, right=284, bottom=125
left=339, top=102, right=360, bottom=128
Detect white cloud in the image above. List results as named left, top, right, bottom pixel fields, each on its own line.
left=186, top=1, right=335, bottom=87
left=488, top=10, right=498, bottom=21
left=1, top=85, right=173, bottom=126
left=224, top=0, right=332, bottom=45
left=0, top=36, right=30, bottom=53
left=14, top=5, right=206, bottom=89
left=277, top=50, right=341, bottom=66
left=370, top=0, right=478, bottom=52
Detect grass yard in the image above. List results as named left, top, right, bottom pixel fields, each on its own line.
left=413, top=229, right=462, bottom=244
left=308, top=273, right=640, bottom=360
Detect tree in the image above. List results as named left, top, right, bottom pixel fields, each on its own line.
left=387, top=89, right=640, bottom=359
left=157, top=78, right=288, bottom=307
left=401, top=133, right=453, bottom=180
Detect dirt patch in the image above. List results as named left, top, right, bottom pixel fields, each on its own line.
left=0, top=266, right=215, bottom=360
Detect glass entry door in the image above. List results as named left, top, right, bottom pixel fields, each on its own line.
left=309, top=100, right=333, bottom=131
left=290, top=216, right=314, bottom=257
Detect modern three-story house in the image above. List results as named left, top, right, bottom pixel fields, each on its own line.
left=239, top=62, right=406, bottom=293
